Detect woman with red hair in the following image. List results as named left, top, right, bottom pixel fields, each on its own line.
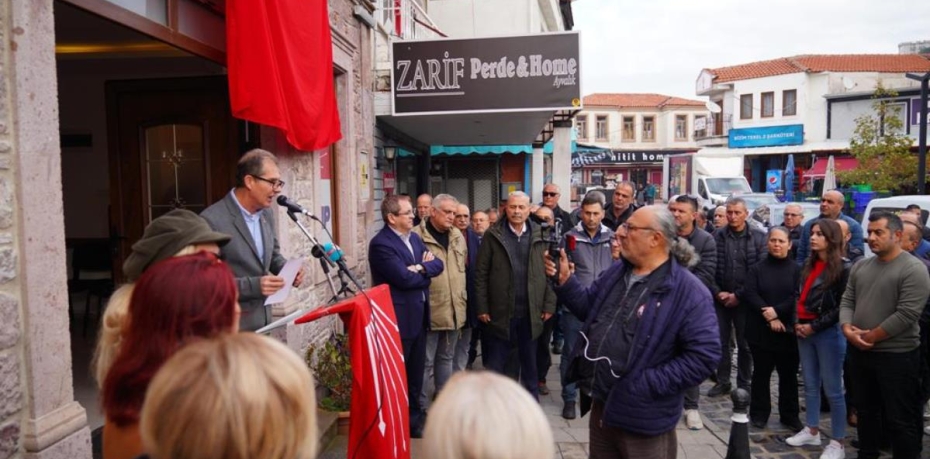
left=101, top=252, right=240, bottom=459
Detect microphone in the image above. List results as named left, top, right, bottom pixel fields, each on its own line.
left=321, top=242, right=343, bottom=263
left=276, top=195, right=314, bottom=217
left=565, top=234, right=576, bottom=263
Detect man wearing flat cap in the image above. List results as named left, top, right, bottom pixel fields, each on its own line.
left=202, top=149, right=305, bottom=331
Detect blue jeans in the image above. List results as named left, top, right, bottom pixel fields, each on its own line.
left=422, top=330, right=459, bottom=408
left=797, top=323, right=846, bottom=439
left=559, top=312, right=583, bottom=404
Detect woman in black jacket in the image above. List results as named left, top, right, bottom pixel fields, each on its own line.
left=785, top=219, right=850, bottom=459
left=741, top=226, right=802, bottom=431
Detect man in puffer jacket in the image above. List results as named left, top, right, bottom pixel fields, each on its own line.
left=559, top=191, right=614, bottom=420
left=546, top=206, right=719, bottom=459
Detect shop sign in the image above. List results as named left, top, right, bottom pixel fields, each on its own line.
left=728, top=124, right=804, bottom=148
left=392, top=32, right=581, bottom=115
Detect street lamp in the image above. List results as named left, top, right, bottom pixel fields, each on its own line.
left=906, top=72, right=929, bottom=194
left=383, top=146, right=397, bottom=163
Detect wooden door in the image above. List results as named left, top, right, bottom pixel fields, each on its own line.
left=106, top=76, right=238, bottom=283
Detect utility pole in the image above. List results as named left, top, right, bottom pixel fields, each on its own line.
left=906, top=72, right=930, bottom=194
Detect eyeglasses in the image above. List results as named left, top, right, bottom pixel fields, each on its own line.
left=393, top=210, right=414, bottom=217
left=251, top=175, right=285, bottom=190
left=454, top=214, right=470, bottom=219
left=620, top=222, right=657, bottom=233
left=783, top=212, right=802, bottom=217
left=542, top=191, right=559, bottom=198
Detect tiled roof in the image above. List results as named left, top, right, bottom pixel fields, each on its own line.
left=705, top=54, right=930, bottom=83
left=583, top=93, right=706, bottom=108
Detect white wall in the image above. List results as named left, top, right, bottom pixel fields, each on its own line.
left=56, top=56, right=225, bottom=238
left=427, top=0, right=561, bottom=38
left=576, top=106, right=706, bottom=149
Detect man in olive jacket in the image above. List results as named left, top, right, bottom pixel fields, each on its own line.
left=411, top=194, right=467, bottom=405
left=476, top=191, right=556, bottom=398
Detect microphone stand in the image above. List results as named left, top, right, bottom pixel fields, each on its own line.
left=286, top=211, right=339, bottom=301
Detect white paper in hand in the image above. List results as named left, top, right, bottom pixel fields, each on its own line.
left=264, top=258, right=303, bottom=305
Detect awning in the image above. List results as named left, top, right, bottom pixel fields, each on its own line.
left=698, top=141, right=850, bottom=156
left=430, top=129, right=579, bottom=156
left=804, top=157, right=859, bottom=178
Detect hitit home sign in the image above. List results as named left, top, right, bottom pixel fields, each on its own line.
left=392, top=32, right=581, bottom=115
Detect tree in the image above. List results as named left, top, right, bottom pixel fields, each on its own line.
left=839, top=84, right=917, bottom=192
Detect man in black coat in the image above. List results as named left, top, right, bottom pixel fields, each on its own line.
left=709, top=197, right=767, bottom=397
left=603, top=181, right=640, bottom=231
left=779, top=203, right=804, bottom=260
left=669, top=194, right=718, bottom=429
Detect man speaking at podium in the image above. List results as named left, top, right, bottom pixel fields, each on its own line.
left=369, top=194, right=445, bottom=437
left=202, top=149, right=304, bottom=332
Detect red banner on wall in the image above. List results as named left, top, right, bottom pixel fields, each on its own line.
left=226, top=0, right=342, bottom=151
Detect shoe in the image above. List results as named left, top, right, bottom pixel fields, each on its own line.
left=750, top=418, right=767, bottom=429
left=786, top=427, right=822, bottom=446
left=552, top=341, right=563, bottom=355
left=684, top=409, right=704, bottom=430
left=562, top=402, right=576, bottom=420
left=820, top=440, right=845, bottom=459
left=706, top=383, right=731, bottom=398
left=538, top=382, right=550, bottom=396
left=781, top=417, right=804, bottom=432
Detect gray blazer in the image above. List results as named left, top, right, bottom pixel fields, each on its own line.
left=201, top=192, right=287, bottom=331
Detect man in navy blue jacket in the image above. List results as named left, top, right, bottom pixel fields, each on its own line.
left=369, top=195, right=444, bottom=437
left=545, top=206, right=720, bottom=459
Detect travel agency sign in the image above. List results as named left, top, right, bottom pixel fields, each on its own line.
left=391, top=32, right=581, bottom=115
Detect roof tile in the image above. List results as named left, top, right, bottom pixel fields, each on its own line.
left=706, top=54, right=930, bottom=83
left=583, top=93, right=705, bottom=108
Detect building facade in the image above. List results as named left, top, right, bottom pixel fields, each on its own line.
left=373, top=0, right=578, bottom=212
left=1, top=0, right=377, bottom=457
left=695, top=54, right=930, bottom=193
left=573, top=93, right=707, bottom=197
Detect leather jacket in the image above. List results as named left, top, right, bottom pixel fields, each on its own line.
left=798, top=259, right=852, bottom=332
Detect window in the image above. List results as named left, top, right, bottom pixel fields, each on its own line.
left=761, top=92, right=774, bottom=118
left=694, top=115, right=708, bottom=138
left=576, top=115, right=588, bottom=140
left=642, top=116, right=655, bottom=141
left=783, top=90, right=797, bottom=116
left=740, top=94, right=753, bottom=119
left=595, top=115, right=608, bottom=141
left=622, top=116, right=635, bottom=141
left=675, top=115, right=688, bottom=141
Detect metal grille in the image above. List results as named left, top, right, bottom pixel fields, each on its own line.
left=431, top=158, right=499, bottom=212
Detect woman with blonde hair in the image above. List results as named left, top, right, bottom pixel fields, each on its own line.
left=92, top=209, right=230, bottom=386
left=423, top=371, right=555, bottom=459
left=140, top=333, right=318, bottom=459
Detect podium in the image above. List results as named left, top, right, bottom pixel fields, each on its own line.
left=294, top=284, right=410, bottom=459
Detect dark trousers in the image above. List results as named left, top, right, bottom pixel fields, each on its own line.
left=402, top=332, right=427, bottom=434
left=536, top=315, right=555, bottom=383
left=748, top=343, right=800, bottom=423
left=484, top=317, right=539, bottom=398
left=590, top=401, right=677, bottom=459
left=849, top=347, right=923, bottom=459
left=551, top=304, right=564, bottom=345
left=715, top=304, right=752, bottom=388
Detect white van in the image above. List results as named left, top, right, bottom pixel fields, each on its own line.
left=860, top=195, right=930, bottom=257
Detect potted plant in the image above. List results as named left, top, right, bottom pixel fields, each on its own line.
left=306, top=331, right=353, bottom=434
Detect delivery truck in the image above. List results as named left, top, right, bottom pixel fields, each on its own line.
left=662, top=152, right=750, bottom=210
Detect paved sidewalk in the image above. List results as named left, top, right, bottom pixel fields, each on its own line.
left=537, top=353, right=730, bottom=459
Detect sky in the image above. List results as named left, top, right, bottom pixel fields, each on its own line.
left=572, top=0, right=930, bottom=101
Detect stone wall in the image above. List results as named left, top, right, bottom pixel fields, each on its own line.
left=263, top=0, right=376, bottom=357
left=2, top=1, right=91, bottom=458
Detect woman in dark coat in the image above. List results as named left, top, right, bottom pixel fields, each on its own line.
left=741, top=226, right=802, bottom=431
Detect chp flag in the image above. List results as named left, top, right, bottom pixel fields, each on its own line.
left=295, top=285, right=410, bottom=459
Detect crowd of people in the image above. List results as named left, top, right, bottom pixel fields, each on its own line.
left=93, top=149, right=930, bottom=459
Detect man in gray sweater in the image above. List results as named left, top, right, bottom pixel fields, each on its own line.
left=840, top=211, right=930, bottom=459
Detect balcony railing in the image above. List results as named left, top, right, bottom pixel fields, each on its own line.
left=694, top=114, right=732, bottom=140
left=377, top=0, right=446, bottom=40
